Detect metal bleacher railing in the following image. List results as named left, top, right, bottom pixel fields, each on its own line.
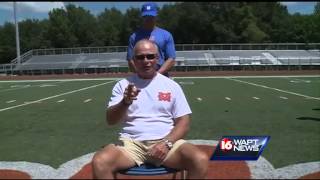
left=0, top=43, right=319, bottom=75
left=18, top=43, right=320, bottom=57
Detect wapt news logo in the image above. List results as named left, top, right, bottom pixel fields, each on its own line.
left=211, top=136, right=270, bottom=160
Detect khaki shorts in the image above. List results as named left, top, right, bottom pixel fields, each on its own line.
left=116, top=137, right=186, bottom=166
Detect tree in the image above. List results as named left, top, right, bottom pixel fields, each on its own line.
left=97, top=7, right=124, bottom=46
left=19, top=19, right=46, bottom=52
left=158, top=3, right=180, bottom=40
left=119, top=7, right=141, bottom=45
left=47, top=8, right=77, bottom=48
left=235, top=5, right=268, bottom=42
left=313, top=2, right=320, bottom=42
left=66, top=4, right=98, bottom=47
left=315, top=2, right=320, bottom=15
left=247, top=2, right=290, bottom=42
left=1, top=2, right=320, bottom=64
left=0, top=23, right=16, bottom=64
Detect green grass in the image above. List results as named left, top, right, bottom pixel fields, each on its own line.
left=0, top=76, right=319, bottom=169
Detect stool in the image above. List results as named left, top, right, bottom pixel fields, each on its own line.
left=117, top=164, right=186, bottom=179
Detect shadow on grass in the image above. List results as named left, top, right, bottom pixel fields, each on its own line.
left=297, top=117, right=320, bottom=122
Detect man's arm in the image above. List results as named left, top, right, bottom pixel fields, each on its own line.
left=106, top=99, right=130, bottom=125
left=157, top=58, right=175, bottom=75
left=147, top=115, right=190, bottom=160
left=163, top=115, right=190, bottom=143
left=106, top=84, right=140, bottom=125
left=158, top=31, right=176, bottom=75
left=127, top=34, right=136, bottom=73
left=128, top=59, right=136, bottom=73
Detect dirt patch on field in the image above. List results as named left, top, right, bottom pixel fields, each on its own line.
left=70, top=145, right=250, bottom=179
left=0, top=170, right=31, bottom=179
left=299, top=171, right=320, bottom=179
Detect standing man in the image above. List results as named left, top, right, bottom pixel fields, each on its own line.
left=127, top=2, right=176, bottom=77
left=92, top=39, right=208, bottom=179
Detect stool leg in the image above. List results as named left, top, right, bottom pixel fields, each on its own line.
left=172, top=172, right=177, bottom=179
left=181, top=170, right=186, bottom=180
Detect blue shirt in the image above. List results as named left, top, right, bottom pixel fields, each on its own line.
left=127, top=27, right=176, bottom=67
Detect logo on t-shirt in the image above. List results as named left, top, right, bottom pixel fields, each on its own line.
left=158, top=92, right=171, bottom=102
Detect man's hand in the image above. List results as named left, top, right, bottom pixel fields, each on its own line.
left=157, top=58, right=175, bottom=75
left=106, top=83, right=140, bottom=125
left=123, top=83, right=140, bottom=105
left=147, top=141, right=170, bottom=162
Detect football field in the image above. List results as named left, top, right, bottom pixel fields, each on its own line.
left=0, top=75, right=319, bottom=169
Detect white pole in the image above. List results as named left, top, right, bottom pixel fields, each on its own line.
left=13, top=1, right=21, bottom=65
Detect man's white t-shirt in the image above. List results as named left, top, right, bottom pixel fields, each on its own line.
left=107, top=73, right=192, bottom=141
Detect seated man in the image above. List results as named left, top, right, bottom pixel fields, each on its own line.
left=92, top=39, right=208, bottom=179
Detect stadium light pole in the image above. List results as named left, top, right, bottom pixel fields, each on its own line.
left=13, top=1, right=21, bottom=66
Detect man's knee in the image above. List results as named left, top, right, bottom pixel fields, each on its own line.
left=92, top=144, right=118, bottom=171
left=193, top=150, right=209, bottom=170
left=182, top=145, right=209, bottom=172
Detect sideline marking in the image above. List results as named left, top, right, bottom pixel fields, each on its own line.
left=40, top=84, right=57, bottom=87
left=227, top=78, right=320, bottom=101
left=0, top=78, right=121, bottom=83
left=0, top=81, right=115, bottom=112
left=0, top=81, right=65, bottom=93
left=280, top=96, right=288, bottom=100
left=10, top=85, right=30, bottom=88
left=6, top=100, right=16, bottom=103
left=286, top=77, right=312, bottom=83
left=179, top=81, right=195, bottom=85
left=0, top=85, right=32, bottom=93
left=83, top=99, right=92, bottom=103
left=0, top=75, right=319, bottom=83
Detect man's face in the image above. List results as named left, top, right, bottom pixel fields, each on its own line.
left=133, top=42, right=158, bottom=79
left=143, top=15, right=156, bottom=29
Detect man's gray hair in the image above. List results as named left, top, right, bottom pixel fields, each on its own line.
left=133, top=39, right=159, bottom=57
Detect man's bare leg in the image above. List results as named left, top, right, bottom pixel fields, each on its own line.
left=92, top=144, right=136, bottom=179
left=163, top=143, right=209, bottom=179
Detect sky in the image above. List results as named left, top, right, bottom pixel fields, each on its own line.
left=0, top=2, right=317, bottom=25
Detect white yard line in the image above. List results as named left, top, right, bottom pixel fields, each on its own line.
left=286, top=77, right=312, bottom=83
left=0, top=81, right=115, bottom=112
left=6, top=100, right=16, bottom=103
left=57, top=99, right=65, bottom=103
left=280, top=96, right=288, bottom=100
left=227, top=78, right=320, bottom=100
left=253, top=97, right=260, bottom=100
left=0, top=86, right=33, bottom=93
left=225, top=97, right=231, bottom=101
left=0, top=81, right=66, bottom=93
left=83, top=99, right=92, bottom=103
left=0, top=78, right=121, bottom=83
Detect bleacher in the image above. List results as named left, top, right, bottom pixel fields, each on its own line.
left=18, top=52, right=128, bottom=70
left=268, top=50, right=320, bottom=65
left=15, top=49, right=320, bottom=71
